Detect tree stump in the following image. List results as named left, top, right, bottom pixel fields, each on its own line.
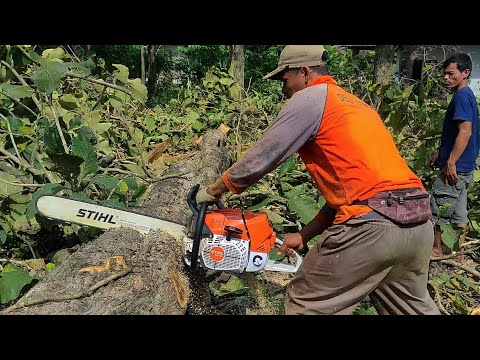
left=2, top=130, right=231, bottom=315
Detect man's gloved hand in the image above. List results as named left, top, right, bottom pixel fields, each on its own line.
left=196, top=187, right=221, bottom=204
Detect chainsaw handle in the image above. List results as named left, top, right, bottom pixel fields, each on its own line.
left=187, top=184, right=224, bottom=217
left=190, top=202, right=209, bottom=270
left=264, top=236, right=303, bottom=273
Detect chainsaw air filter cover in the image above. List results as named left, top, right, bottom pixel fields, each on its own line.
left=200, top=235, right=249, bottom=272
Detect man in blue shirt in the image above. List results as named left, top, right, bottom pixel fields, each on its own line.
left=430, top=52, right=480, bottom=262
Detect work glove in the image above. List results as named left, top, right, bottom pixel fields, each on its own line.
left=196, top=187, right=220, bottom=204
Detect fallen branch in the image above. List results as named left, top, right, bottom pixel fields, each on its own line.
left=0, top=178, right=42, bottom=188
left=434, top=287, right=450, bottom=315
left=430, top=247, right=479, bottom=261
left=0, top=258, right=34, bottom=272
left=440, top=260, right=480, bottom=279
left=1, top=268, right=132, bottom=314
left=463, top=239, right=480, bottom=248
left=66, top=72, right=132, bottom=96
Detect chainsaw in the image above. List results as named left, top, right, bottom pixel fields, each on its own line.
left=35, top=184, right=302, bottom=274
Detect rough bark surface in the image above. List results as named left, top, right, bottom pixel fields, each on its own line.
left=3, top=130, right=231, bottom=315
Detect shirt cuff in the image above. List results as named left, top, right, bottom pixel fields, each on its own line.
left=222, top=171, right=247, bottom=194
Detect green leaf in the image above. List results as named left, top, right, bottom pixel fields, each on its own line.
left=112, top=64, right=129, bottom=84
left=122, top=163, right=146, bottom=176
left=48, top=153, right=83, bottom=180
left=27, top=183, right=67, bottom=221
left=83, top=110, right=101, bottom=129
left=30, top=61, right=67, bottom=95
left=97, top=140, right=113, bottom=155
left=129, top=127, right=143, bottom=145
left=123, top=177, right=139, bottom=190
left=144, top=115, right=156, bottom=132
left=0, top=172, right=23, bottom=198
left=0, top=230, right=6, bottom=245
left=0, top=264, right=35, bottom=304
left=59, top=94, right=78, bottom=110
left=108, top=95, right=123, bottom=110
left=44, top=122, right=67, bottom=156
left=64, top=59, right=95, bottom=77
left=45, top=263, right=56, bottom=274
left=71, top=133, right=99, bottom=183
left=261, top=208, right=286, bottom=224
left=103, top=197, right=126, bottom=208
left=192, top=120, right=203, bottom=132
left=440, top=223, right=463, bottom=250
left=268, top=247, right=286, bottom=261
left=229, top=84, right=240, bottom=99
left=209, top=275, right=248, bottom=298
left=127, top=78, right=147, bottom=104
left=42, top=48, right=66, bottom=60
left=429, top=273, right=450, bottom=289
left=247, top=198, right=275, bottom=211
left=473, top=169, right=480, bottom=183
left=0, top=83, right=34, bottom=100
left=279, top=156, right=297, bottom=177
left=10, top=193, right=31, bottom=204
left=90, top=174, right=119, bottom=190
left=95, top=123, right=112, bottom=135
left=287, top=196, right=320, bottom=224
left=10, top=203, right=27, bottom=215
left=284, top=184, right=310, bottom=199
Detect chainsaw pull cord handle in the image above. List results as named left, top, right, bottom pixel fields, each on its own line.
left=191, top=202, right=208, bottom=270
left=187, top=184, right=225, bottom=217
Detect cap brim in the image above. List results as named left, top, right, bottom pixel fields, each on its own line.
left=262, top=65, right=287, bottom=80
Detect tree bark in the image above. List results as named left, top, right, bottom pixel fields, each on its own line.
left=2, top=130, right=231, bottom=315
left=373, top=45, right=396, bottom=109
left=374, top=45, right=395, bottom=86
left=141, top=45, right=145, bottom=85
left=146, top=45, right=158, bottom=97
left=228, top=45, right=245, bottom=101
left=398, top=45, right=418, bottom=85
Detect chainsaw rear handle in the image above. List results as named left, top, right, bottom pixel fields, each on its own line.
left=187, top=184, right=224, bottom=217
left=264, top=236, right=303, bottom=273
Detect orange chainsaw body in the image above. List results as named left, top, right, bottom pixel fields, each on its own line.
left=204, top=209, right=276, bottom=254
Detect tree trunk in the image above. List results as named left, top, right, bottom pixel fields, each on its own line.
left=373, top=45, right=396, bottom=109
left=228, top=45, right=245, bottom=101
left=397, top=45, right=418, bottom=85
left=374, top=45, right=395, bottom=86
left=141, top=45, right=145, bottom=85
left=147, top=45, right=158, bottom=98
left=2, top=130, right=231, bottom=315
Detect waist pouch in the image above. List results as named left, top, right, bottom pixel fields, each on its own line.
left=353, top=188, right=432, bottom=225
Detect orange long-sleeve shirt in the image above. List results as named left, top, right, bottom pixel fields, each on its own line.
left=223, top=75, right=424, bottom=224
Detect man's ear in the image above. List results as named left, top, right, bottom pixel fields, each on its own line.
left=464, top=68, right=471, bottom=79
left=301, top=67, right=309, bottom=77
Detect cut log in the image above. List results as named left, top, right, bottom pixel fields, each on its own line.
left=2, top=129, right=231, bottom=315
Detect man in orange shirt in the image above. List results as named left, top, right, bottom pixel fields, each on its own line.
left=196, top=45, right=439, bottom=315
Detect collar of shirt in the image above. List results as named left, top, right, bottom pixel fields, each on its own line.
left=309, top=75, right=337, bottom=87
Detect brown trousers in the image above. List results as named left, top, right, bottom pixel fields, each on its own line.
left=285, top=219, right=440, bottom=315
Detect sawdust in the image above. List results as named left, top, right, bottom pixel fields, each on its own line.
left=243, top=271, right=294, bottom=315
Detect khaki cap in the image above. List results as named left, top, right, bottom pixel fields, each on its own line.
left=263, top=45, right=326, bottom=80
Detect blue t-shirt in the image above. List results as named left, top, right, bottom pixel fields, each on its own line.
left=436, top=86, right=480, bottom=173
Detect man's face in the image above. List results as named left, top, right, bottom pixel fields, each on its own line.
left=279, top=68, right=307, bottom=98
left=443, top=63, right=469, bottom=91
